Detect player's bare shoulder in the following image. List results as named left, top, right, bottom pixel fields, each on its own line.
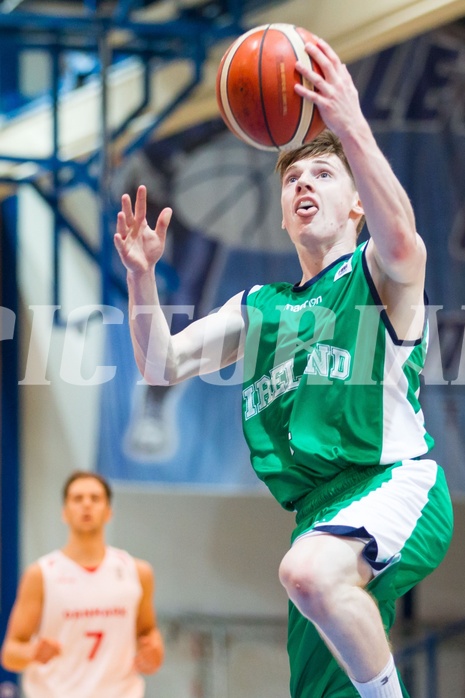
left=134, top=558, right=155, bottom=587
left=19, top=562, right=44, bottom=599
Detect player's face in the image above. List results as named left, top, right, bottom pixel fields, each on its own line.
left=280, top=154, right=363, bottom=248
left=62, top=478, right=112, bottom=534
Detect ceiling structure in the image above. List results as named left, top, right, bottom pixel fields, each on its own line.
left=0, top=0, right=465, bottom=150
left=0, top=0, right=464, bottom=308
left=3, top=0, right=464, bottom=61
left=1, top=0, right=465, bottom=154
left=159, top=0, right=465, bottom=135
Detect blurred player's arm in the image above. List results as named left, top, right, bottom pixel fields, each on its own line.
left=114, top=185, right=245, bottom=385
left=134, top=559, right=164, bottom=674
left=1, top=564, right=61, bottom=672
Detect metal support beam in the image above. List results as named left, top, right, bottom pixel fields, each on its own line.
left=0, top=0, right=250, bottom=311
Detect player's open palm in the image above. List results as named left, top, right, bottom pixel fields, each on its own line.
left=32, top=636, right=61, bottom=664
left=114, top=184, right=172, bottom=274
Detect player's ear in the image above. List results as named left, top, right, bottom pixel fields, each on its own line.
left=349, top=194, right=364, bottom=233
left=351, top=192, right=364, bottom=216
left=282, top=219, right=286, bottom=230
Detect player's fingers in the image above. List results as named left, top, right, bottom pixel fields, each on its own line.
left=304, top=40, right=338, bottom=80
left=114, top=232, right=124, bottom=254
left=121, top=193, right=134, bottom=226
left=36, top=639, right=60, bottom=662
left=53, top=642, right=62, bottom=655
left=313, top=36, right=341, bottom=66
left=134, top=654, right=148, bottom=669
left=156, top=207, right=172, bottom=236
left=295, top=62, right=329, bottom=96
left=134, top=184, right=147, bottom=223
left=294, top=82, right=318, bottom=102
left=116, top=211, right=129, bottom=239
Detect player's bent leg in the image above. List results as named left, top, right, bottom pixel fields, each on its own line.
left=279, top=534, right=398, bottom=688
left=282, top=460, right=452, bottom=697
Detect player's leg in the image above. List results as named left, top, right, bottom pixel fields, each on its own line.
left=288, top=603, right=360, bottom=698
left=281, top=458, right=453, bottom=697
left=279, top=533, right=403, bottom=696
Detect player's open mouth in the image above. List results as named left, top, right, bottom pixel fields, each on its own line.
left=296, top=198, right=317, bottom=214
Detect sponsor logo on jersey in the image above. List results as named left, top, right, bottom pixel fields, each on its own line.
left=63, top=607, right=127, bottom=619
left=283, top=296, right=322, bottom=312
left=333, top=258, right=352, bottom=281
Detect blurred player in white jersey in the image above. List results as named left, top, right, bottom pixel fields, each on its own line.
left=1, top=471, right=164, bottom=698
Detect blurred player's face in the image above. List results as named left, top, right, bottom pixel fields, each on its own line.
left=62, top=477, right=112, bottom=534
left=280, top=153, right=363, bottom=249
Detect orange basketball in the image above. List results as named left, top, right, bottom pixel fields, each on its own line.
left=216, top=23, right=325, bottom=152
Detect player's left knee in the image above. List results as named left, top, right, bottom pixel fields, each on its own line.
left=279, top=551, right=337, bottom=622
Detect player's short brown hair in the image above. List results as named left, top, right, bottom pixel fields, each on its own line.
left=276, top=129, right=354, bottom=182
left=62, top=471, right=113, bottom=503
left=276, top=130, right=365, bottom=235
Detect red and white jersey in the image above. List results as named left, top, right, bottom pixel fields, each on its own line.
left=23, top=546, right=144, bottom=698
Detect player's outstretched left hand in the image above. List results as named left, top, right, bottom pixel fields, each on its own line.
left=114, top=184, right=172, bottom=276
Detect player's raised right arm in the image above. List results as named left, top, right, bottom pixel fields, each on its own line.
left=114, top=186, right=246, bottom=385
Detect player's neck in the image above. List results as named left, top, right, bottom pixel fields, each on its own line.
left=298, top=239, right=355, bottom=283
left=62, top=534, right=107, bottom=568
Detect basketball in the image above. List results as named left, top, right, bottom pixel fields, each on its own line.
left=216, top=23, right=325, bottom=152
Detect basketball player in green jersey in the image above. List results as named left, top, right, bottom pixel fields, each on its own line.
left=114, top=35, right=453, bottom=698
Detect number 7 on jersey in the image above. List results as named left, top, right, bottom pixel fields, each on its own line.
left=85, top=631, right=104, bottom=660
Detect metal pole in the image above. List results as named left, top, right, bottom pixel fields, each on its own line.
left=51, top=39, right=61, bottom=315
left=98, top=31, right=112, bottom=308
left=0, top=195, right=20, bottom=696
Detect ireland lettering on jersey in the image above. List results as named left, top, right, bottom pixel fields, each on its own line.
left=243, top=343, right=352, bottom=420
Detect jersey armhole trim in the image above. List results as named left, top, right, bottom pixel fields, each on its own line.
left=241, top=286, right=262, bottom=331
left=361, top=243, right=424, bottom=347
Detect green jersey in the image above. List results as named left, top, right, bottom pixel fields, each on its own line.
left=241, top=242, right=434, bottom=510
